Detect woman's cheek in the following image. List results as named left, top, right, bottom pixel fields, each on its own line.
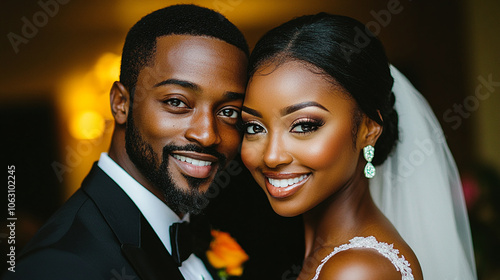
left=241, top=140, right=258, bottom=170
left=293, top=129, right=354, bottom=171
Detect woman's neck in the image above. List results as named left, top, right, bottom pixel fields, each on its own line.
left=302, top=173, right=377, bottom=259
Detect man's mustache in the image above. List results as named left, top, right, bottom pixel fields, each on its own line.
left=162, top=144, right=227, bottom=166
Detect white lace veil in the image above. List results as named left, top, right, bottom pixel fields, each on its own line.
left=370, top=65, right=477, bottom=280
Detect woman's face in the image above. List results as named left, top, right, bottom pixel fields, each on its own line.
left=241, top=60, right=366, bottom=217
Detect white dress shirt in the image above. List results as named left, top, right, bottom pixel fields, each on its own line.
left=98, top=153, right=213, bottom=280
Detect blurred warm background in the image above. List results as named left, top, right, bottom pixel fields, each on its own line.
left=1, top=0, right=499, bottom=278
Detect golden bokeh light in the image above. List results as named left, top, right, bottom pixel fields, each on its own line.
left=59, top=52, right=120, bottom=140
left=93, top=52, right=122, bottom=90
left=69, top=110, right=106, bottom=140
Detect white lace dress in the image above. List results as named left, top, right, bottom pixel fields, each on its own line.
left=312, top=236, right=414, bottom=280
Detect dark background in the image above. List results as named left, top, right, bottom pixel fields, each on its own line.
left=1, top=0, right=499, bottom=279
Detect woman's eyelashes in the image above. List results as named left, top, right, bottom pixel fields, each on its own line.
left=243, top=118, right=324, bottom=135
left=244, top=121, right=266, bottom=135
left=290, top=118, right=324, bottom=134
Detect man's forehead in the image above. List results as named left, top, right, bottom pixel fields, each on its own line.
left=133, top=36, right=247, bottom=98
left=138, top=35, right=246, bottom=81
left=153, top=34, right=242, bottom=59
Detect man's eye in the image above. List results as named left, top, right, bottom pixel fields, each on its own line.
left=219, top=108, right=239, bottom=119
left=164, top=98, right=187, bottom=108
left=244, top=123, right=266, bottom=135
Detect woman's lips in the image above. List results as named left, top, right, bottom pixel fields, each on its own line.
left=170, top=153, right=216, bottom=179
left=263, top=173, right=310, bottom=199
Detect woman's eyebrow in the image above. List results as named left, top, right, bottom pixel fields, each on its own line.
left=281, top=101, right=329, bottom=116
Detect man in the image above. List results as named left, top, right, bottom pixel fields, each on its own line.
left=4, top=4, right=248, bottom=279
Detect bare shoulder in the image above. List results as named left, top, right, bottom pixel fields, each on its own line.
left=317, top=248, right=401, bottom=280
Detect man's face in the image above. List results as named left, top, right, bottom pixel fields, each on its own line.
left=125, top=35, right=247, bottom=214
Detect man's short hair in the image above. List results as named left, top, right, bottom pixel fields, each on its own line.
left=119, top=4, right=249, bottom=96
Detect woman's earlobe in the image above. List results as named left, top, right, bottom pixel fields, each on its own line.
left=110, top=81, right=130, bottom=125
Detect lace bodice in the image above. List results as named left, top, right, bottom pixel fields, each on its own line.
left=312, top=236, right=414, bottom=280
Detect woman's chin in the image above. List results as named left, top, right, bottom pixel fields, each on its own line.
left=267, top=198, right=305, bottom=218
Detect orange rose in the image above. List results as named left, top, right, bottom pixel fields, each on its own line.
left=206, top=230, right=249, bottom=277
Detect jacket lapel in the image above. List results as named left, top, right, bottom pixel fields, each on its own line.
left=82, top=163, right=184, bottom=280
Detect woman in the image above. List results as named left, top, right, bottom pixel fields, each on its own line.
left=240, top=13, right=476, bottom=279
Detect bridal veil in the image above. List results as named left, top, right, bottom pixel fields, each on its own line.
left=370, top=65, right=477, bottom=279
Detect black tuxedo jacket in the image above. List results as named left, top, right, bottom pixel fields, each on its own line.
left=4, top=164, right=216, bottom=280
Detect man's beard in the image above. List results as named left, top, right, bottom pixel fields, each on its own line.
left=124, top=113, right=226, bottom=215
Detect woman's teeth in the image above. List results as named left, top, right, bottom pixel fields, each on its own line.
left=268, top=174, right=308, bottom=188
left=172, top=155, right=212, bottom=166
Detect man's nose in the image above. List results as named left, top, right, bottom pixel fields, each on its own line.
left=185, top=110, right=222, bottom=147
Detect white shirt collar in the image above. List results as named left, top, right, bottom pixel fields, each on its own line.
left=97, top=152, right=188, bottom=254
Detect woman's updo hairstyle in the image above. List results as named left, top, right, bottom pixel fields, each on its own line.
left=248, top=13, right=398, bottom=165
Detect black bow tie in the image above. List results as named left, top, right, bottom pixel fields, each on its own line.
left=170, top=219, right=211, bottom=267
left=170, top=222, right=195, bottom=266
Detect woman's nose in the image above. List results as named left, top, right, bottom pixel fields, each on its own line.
left=262, top=134, right=293, bottom=168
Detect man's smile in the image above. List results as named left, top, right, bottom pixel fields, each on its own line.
left=170, top=151, right=218, bottom=179
left=172, top=154, right=213, bottom=166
